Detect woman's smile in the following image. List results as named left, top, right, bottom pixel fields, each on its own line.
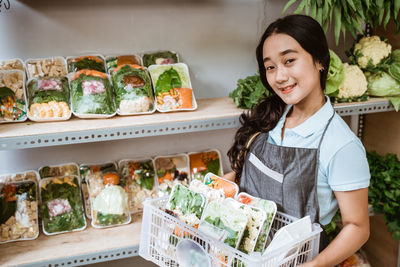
left=279, top=83, right=296, bottom=94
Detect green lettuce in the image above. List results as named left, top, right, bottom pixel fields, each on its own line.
left=155, top=68, right=182, bottom=94
left=366, top=71, right=400, bottom=111
left=325, top=50, right=344, bottom=97
left=27, top=77, right=69, bottom=105
left=142, top=51, right=178, bottom=67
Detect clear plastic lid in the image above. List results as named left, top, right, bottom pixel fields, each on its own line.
left=0, top=69, right=27, bottom=123
left=204, top=172, right=239, bottom=199
left=66, top=54, right=106, bottom=73
left=0, top=179, right=40, bottom=244
left=38, top=162, right=79, bottom=179
left=105, top=54, right=142, bottom=73
left=141, top=50, right=179, bottom=68
left=39, top=175, right=87, bottom=235
left=0, top=58, right=24, bottom=71
left=188, top=149, right=223, bottom=182
left=25, top=57, right=67, bottom=79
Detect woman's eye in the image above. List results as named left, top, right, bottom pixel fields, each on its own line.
left=285, top=58, right=295, bottom=64
left=266, top=66, right=275, bottom=71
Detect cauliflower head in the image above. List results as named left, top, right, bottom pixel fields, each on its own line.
left=354, top=36, right=391, bottom=68
left=338, top=63, right=368, bottom=98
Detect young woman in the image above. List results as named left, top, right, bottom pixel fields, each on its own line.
left=225, top=15, right=370, bottom=267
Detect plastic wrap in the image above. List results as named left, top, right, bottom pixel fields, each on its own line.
left=0, top=70, right=27, bottom=123
left=67, top=55, right=106, bottom=73
left=0, top=58, right=24, bottom=71
left=106, top=54, right=142, bottom=73
left=142, top=51, right=178, bottom=68
left=189, top=150, right=223, bottom=182
left=204, top=173, right=239, bottom=199
left=25, top=57, right=67, bottom=79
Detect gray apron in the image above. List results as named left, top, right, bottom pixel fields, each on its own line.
left=239, top=111, right=335, bottom=250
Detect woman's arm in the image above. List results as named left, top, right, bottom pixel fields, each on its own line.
left=222, top=171, right=236, bottom=182
left=301, top=188, right=370, bottom=267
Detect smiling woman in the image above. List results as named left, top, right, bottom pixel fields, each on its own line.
left=225, top=14, right=370, bottom=267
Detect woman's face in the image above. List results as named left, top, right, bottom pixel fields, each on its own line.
left=262, top=33, right=324, bottom=106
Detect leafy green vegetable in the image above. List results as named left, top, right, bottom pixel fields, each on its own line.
left=41, top=177, right=85, bottom=233
left=133, top=161, right=155, bottom=191
left=27, top=77, right=69, bottom=106
left=70, top=74, right=116, bottom=115
left=366, top=71, right=400, bottom=111
left=367, top=151, right=400, bottom=240
left=155, top=68, right=182, bottom=94
left=206, top=159, right=221, bottom=177
left=96, top=212, right=129, bottom=226
left=0, top=198, right=16, bottom=225
left=325, top=50, right=344, bottom=97
left=229, top=73, right=270, bottom=109
left=142, top=51, right=178, bottom=68
left=111, top=65, right=154, bottom=108
left=168, top=184, right=205, bottom=219
left=204, top=216, right=237, bottom=248
left=69, top=58, right=105, bottom=73
left=0, top=87, right=15, bottom=99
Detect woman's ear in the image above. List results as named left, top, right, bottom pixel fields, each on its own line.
left=316, top=61, right=324, bottom=72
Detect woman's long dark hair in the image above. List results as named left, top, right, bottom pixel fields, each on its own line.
left=228, top=14, right=330, bottom=183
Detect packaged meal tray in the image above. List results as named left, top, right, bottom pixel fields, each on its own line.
left=0, top=170, right=39, bottom=184
left=0, top=179, right=39, bottom=243
left=40, top=176, right=86, bottom=235
left=188, top=179, right=225, bottom=202
left=110, top=64, right=155, bottom=115
left=39, top=163, right=79, bottom=179
left=119, top=158, right=158, bottom=214
left=198, top=198, right=249, bottom=249
left=189, top=149, right=223, bottom=182
left=237, top=192, right=277, bottom=253
left=0, top=70, right=27, bottom=123
left=203, top=173, right=239, bottom=199
left=26, top=77, right=71, bottom=121
left=25, top=57, right=67, bottom=79
left=148, top=63, right=197, bottom=112
left=105, top=54, right=142, bottom=73
left=0, top=58, right=24, bottom=71
left=69, top=69, right=116, bottom=118
left=83, top=163, right=131, bottom=228
left=142, top=50, right=179, bottom=68
left=154, top=154, right=190, bottom=197
left=67, top=55, right=106, bottom=73
left=166, top=183, right=208, bottom=228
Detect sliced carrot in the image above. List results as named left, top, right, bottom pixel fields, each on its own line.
left=112, top=64, right=145, bottom=72
left=73, top=69, right=108, bottom=80
left=209, top=177, right=237, bottom=198
left=72, top=56, right=103, bottom=63
left=176, top=88, right=193, bottom=109
left=238, top=194, right=252, bottom=205
left=158, top=171, right=174, bottom=184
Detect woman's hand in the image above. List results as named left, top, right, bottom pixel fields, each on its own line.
left=222, top=171, right=236, bottom=182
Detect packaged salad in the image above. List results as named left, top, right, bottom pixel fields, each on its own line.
left=25, top=57, right=67, bottom=79
left=166, top=183, right=207, bottom=228
left=119, top=158, right=158, bottom=214
left=154, top=154, right=190, bottom=196
left=67, top=55, right=106, bottom=73
left=237, top=192, right=277, bottom=253
left=142, top=51, right=178, bottom=68
left=189, top=150, right=223, bottom=182
left=110, top=64, right=155, bottom=115
left=69, top=70, right=116, bottom=117
left=83, top=163, right=131, bottom=228
left=148, top=63, right=197, bottom=112
left=189, top=179, right=224, bottom=202
left=39, top=163, right=79, bottom=179
left=26, top=77, right=71, bottom=121
left=0, top=70, right=27, bottom=123
left=204, top=173, right=239, bottom=199
left=0, top=180, right=39, bottom=243
left=106, top=55, right=142, bottom=73
left=199, top=198, right=248, bottom=249
left=0, top=171, right=39, bottom=184
left=40, top=176, right=86, bottom=235
left=0, top=58, right=24, bottom=71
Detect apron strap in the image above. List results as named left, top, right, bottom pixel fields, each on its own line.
left=317, top=110, right=336, bottom=150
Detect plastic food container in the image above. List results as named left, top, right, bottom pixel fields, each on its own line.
left=110, top=64, right=156, bottom=115
left=188, top=179, right=225, bottom=202
left=154, top=154, right=190, bottom=197
left=39, top=175, right=86, bottom=235
left=237, top=192, right=277, bottom=253
left=189, top=149, right=223, bottom=182
left=25, top=57, right=67, bottom=79
left=0, top=58, right=24, bottom=71
left=148, top=63, right=197, bottom=112
left=69, top=70, right=116, bottom=118
left=0, top=179, right=39, bottom=244
left=118, top=158, right=158, bottom=214
left=67, top=54, right=106, bottom=73
left=199, top=198, right=249, bottom=249
left=204, top=173, right=239, bottom=199
left=140, top=197, right=322, bottom=267
left=26, top=77, right=72, bottom=122
left=0, top=70, right=27, bottom=123
left=80, top=162, right=119, bottom=219
left=141, top=50, right=179, bottom=68
left=0, top=170, right=39, bottom=184
left=83, top=162, right=131, bottom=228
left=105, top=54, right=142, bottom=73
left=38, top=163, right=79, bottom=179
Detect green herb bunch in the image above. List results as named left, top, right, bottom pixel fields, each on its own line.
left=367, top=151, right=400, bottom=240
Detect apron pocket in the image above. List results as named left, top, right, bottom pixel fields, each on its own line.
left=249, top=153, right=284, bottom=183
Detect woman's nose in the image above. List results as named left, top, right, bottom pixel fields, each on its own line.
left=275, top=67, right=289, bottom=83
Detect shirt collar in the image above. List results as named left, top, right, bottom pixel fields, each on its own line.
left=269, top=96, right=334, bottom=142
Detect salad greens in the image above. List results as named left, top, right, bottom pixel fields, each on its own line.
left=155, top=68, right=182, bottom=93
left=168, top=184, right=205, bottom=219
left=325, top=50, right=344, bottom=97
left=142, top=51, right=178, bottom=67
left=27, top=77, right=69, bottom=105
left=68, top=57, right=105, bottom=73
left=229, top=73, right=270, bottom=109
left=41, top=177, right=85, bottom=234
left=0, top=87, right=26, bottom=121
left=70, top=73, right=116, bottom=115
left=111, top=65, right=154, bottom=108
left=132, top=160, right=155, bottom=191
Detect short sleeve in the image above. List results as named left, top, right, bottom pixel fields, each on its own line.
left=327, top=140, right=370, bottom=191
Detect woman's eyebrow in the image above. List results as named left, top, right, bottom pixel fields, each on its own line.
left=263, top=49, right=298, bottom=63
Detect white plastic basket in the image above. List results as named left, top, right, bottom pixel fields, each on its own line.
left=139, top=197, right=322, bottom=267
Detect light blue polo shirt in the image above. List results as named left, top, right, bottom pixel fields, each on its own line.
left=267, top=97, right=370, bottom=225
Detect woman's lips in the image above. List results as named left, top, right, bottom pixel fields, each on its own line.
left=279, top=83, right=296, bottom=94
